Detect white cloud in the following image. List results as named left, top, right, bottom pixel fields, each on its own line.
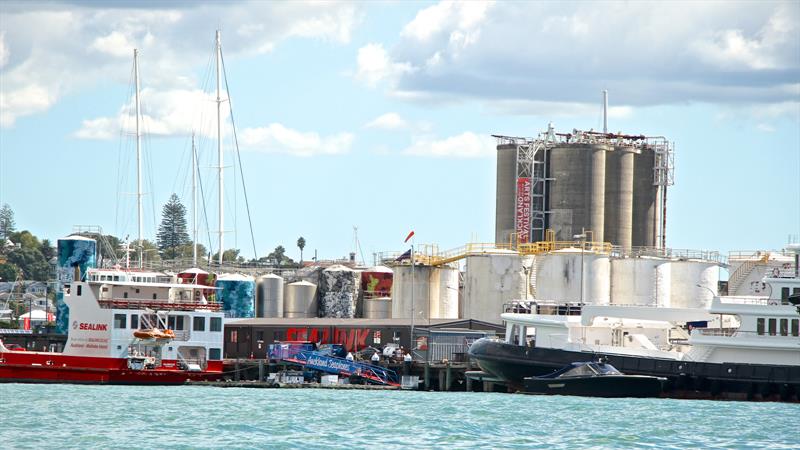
left=355, top=43, right=414, bottom=87
left=402, top=132, right=495, bottom=158
left=382, top=1, right=799, bottom=114
left=756, top=123, right=776, bottom=133
left=240, top=123, right=354, bottom=157
left=365, top=112, right=407, bottom=130
left=1, top=2, right=362, bottom=128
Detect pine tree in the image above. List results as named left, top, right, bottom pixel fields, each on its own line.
left=156, top=194, right=190, bottom=259
left=0, top=204, right=16, bottom=241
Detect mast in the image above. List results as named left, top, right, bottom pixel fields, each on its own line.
left=134, top=49, right=143, bottom=268
left=216, top=30, right=224, bottom=265
left=602, top=89, right=608, bottom=134
left=192, top=132, right=198, bottom=267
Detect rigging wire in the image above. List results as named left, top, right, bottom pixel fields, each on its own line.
left=221, top=51, right=259, bottom=260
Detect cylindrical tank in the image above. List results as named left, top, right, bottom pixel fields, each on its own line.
left=605, top=147, right=636, bottom=249
left=669, top=260, right=720, bottom=309
left=284, top=281, right=318, bottom=318
left=632, top=147, right=657, bottom=247
left=363, top=297, right=392, bottom=319
left=318, top=265, right=359, bottom=318
left=463, top=252, right=527, bottom=323
left=495, top=143, right=518, bottom=244
left=610, top=257, right=671, bottom=307
left=430, top=266, right=459, bottom=319
left=215, top=273, right=256, bottom=318
left=535, top=249, right=611, bottom=304
left=391, top=265, right=432, bottom=319
left=256, top=274, right=284, bottom=318
left=360, top=266, right=394, bottom=299
left=548, top=143, right=609, bottom=242
left=56, top=235, right=97, bottom=334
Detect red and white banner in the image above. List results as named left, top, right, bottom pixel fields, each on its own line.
left=515, top=177, right=531, bottom=244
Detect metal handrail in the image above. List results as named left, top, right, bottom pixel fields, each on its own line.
left=694, top=328, right=800, bottom=338
left=98, top=299, right=222, bottom=311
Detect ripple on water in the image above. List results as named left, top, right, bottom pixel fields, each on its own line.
left=0, top=385, right=796, bottom=449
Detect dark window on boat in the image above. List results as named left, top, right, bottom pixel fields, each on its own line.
left=756, top=318, right=765, bottom=335
left=168, top=316, right=186, bottom=331
left=114, top=314, right=126, bottom=329
left=77, top=285, right=82, bottom=296
left=780, top=319, right=789, bottom=336
left=209, top=348, right=221, bottom=360
left=794, top=287, right=800, bottom=295
left=152, top=293, right=157, bottom=300
left=210, top=317, right=222, bottom=332
left=781, top=287, right=790, bottom=301
left=135, top=289, right=140, bottom=294
left=792, top=319, right=799, bottom=337
left=123, top=292, right=128, bottom=299
left=130, top=314, right=139, bottom=330
left=193, top=316, right=205, bottom=331
left=768, top=318, right=777, bottom=336
left=113, top=276, right=119, bottom=281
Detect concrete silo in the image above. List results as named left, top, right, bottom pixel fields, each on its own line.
left=495, top=143, right=518, bottom=244
left=632, top=147, right=658, bottom=247
left=604, top=146, right=638, bottom=250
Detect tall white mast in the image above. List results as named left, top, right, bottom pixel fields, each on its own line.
left=192, top=132, right=198, bottom=267
left=216, top=30, right=224, bottom=265
left=134, top=48, right=143, bottom=268
left=602, top=89, right=608, bottom=134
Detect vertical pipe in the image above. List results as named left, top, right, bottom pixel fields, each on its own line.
left=216, top=30, right=224, bottom=265
left=134, top=49, right=143, bottom=268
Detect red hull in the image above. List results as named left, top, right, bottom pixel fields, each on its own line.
left=0, top=350, right=223, bottom=385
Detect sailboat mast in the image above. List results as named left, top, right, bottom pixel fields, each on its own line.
left=134, top=48, right=143, bottom=268
left=216, top=30, right=224, bottom=265
left=192, top=132, right=198, bottom=267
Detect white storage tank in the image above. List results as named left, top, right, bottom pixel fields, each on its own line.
left=284, top=281, right=318, bottom=318
left=669, top=260, right=720, bottom=309
left=391, top=265, right=432, bottom=319
left=256, top=274, right=284, bottom=318
left=429, top=266, right=459, bottom=319
left=462, top=252, right=529, bottom=324
left=535, top=249, right=611, bottom=305
left=610, top=257, right=671, bottom=307
left=363, top=297, right=392, bottom=319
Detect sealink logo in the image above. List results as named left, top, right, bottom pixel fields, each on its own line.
left=79, top=323, right=108, bottom=331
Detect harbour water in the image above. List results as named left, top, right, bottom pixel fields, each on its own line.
left=0, top=384, right=795, bottom=449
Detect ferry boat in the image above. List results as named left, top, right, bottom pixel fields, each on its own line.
left=469, top=245, right=800, bottom=401
left=0, top=267, right=225, bottom=384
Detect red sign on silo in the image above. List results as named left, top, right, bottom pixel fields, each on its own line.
left=516, top=177, right=531, bottom=243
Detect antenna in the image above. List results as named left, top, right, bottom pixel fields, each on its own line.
left=602, top=90, right=608, bottom=134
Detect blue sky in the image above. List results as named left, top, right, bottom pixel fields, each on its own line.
left=1, top=1, right=798, bottom=263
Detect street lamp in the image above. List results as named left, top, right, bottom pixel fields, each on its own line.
left=574, top=233, right=586, bottom=304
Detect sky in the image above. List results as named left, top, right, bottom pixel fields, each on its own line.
left=0, top=0, right=799, bottom=264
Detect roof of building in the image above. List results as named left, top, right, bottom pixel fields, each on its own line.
left=227, top=317, right=504, bottom=331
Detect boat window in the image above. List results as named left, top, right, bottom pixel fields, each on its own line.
left=210, top=317, right=222, bottom=332
left=780, top=319, right=788, bottom=336
left=77, top=285, right=82, bottom=296
left=209, top=348, right=221, bottom=360
left=756, top=318, right=765, bottom=335
left=193, top=316, right=206, bottom=331
left=563, top=364, right=597, bottom=377
left=114, top=276, right=119, bottom=281
left=130, top=314, right=139, bottom=330
left=792, top=319, right=799, bottom=337
left=781, top=287, right=790, bottom=301
left=152, top=293, right=157, bottom=300
left=114, top=314, right=127, bottom=329
left=768, top=318, right=777, bottom=336
left=123, top=292, right=128, bottom=299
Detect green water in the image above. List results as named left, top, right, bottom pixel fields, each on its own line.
left=0, top=384, right=795, bottom=449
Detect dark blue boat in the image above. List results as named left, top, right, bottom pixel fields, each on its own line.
left=522, top=361, right=665, bottom=398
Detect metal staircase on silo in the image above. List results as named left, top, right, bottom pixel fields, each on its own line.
left=727, top=252, right=769, bottom=295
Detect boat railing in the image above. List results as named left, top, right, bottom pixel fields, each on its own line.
left=693, top=328, right=800, bottom=338
left=98, top=299, right=222, bottom=312
left=718, top=296, right=790, bottom=306
left=503, top=300, right=584, bottom=316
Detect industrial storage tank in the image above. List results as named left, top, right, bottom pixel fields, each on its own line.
left=495, top=143, right=519, bottom=244
left=360, top=266, right=393, bottom=298
left=256, top=274, right=284, bottom=318
left=610, top=257, right=671, bottom=307
left=462, top=252, right=529, bottom=324
left=284, top=281, right=318, bottom=318
left=535, top=249, right=611, bottom=305
left=55, top=235, right=97, bottom=334
left=632, top=147, right=657, bottom=247
left=318, top=265, right=359, bottom=318
left=548, top=143, right=609, bottom=242
left=669, top=260, right=720, bottom=309
left=604, top=146, right=637, bottom=249
left=215, top=273, right=256, bottom=318
left=363, top=297, right=392, bottom=319
left=392, top=265, right=458, bottom=319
